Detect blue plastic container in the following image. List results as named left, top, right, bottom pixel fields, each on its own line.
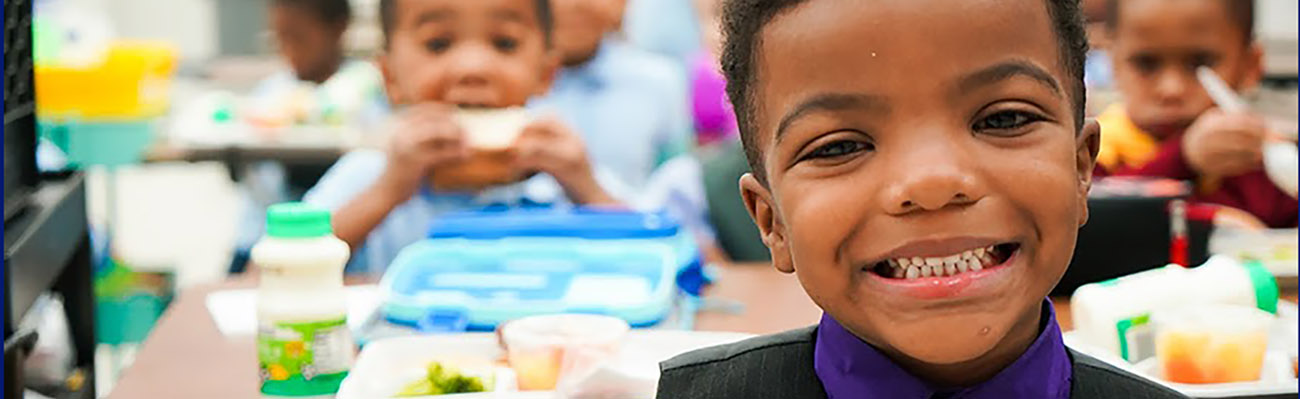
left=379, top=208, right=699, bottom=331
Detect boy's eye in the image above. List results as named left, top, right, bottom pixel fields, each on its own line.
left=425, top=37, right=453, bottom=53
left=973, top=110, right=1043, bottom=134
left=801, top=140, right=873, bottom=161
left=492, top=37, right=519, bottom=53
left=1131, top=54, right=1159, bottom=74
left=1189, top=52, right=1220, bottom=69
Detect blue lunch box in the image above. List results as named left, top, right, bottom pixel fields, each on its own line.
left=379, top=208, right=699, bottom=331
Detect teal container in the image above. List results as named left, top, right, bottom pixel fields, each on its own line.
left=38, top=120, right=156, bottom=168
left=95, top=294, right=166, bottom=345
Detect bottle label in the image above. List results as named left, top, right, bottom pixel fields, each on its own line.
left=257, top=316, right=354, bottom=396
left=1116, top=313, right=1154, bottom=363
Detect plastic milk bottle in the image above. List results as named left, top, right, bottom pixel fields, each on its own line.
left=252, top=203, right=354, bottom=397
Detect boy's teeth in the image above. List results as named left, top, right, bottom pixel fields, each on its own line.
left=943, top=255, right=962, bottom=266
left=886, top=244, right=1009, bottom=279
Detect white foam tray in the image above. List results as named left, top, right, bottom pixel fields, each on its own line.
left=337, top=330, right=755, bottom=399
left=1064, top=302, right=1298, bottom=398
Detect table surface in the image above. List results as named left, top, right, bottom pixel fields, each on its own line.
left=107, top=264, right=1298, bottom=399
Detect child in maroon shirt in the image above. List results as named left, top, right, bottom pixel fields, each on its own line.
left=1097, top=0, right=1296, bottom=227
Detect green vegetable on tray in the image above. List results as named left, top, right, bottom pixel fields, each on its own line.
left=397, top=362, right=490, bottom=397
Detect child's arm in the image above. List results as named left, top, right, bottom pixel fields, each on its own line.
left=332, top=104, right=469, bottom=249
left=513, top=117, right=622, bottom=206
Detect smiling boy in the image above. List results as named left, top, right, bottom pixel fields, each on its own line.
left=656, top=0, right=1189, bottom=398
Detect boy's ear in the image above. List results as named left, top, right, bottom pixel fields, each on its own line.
left=1075, top=120, right=1102, bottom=227
left=534, top=50, right=562, bottom=97
left=331, top=20, right=351, bottom=40
left=739, top=173, right=795, bottom=274
left=375, top=53, right=405, bottom=105
left=1238, top=42, right=1265, bottom=92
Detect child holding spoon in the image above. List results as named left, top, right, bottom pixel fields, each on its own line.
left=1095, top=0, right=1296, bottom=228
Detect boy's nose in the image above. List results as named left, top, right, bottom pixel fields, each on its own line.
left=880, top=142, right=985, bottom=215
left=448, top=44, right=495, bottom=86
left=1154, top=70, right=1191, bottom=103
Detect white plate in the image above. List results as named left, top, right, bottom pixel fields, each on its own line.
left=337, top=330, right=755, bottom=399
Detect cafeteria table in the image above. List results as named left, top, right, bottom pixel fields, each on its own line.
left=105, top=263, right=1298, bottom=399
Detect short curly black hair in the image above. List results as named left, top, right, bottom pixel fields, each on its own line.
left=273, top=0, right=353, bottom=25
left=1106, top=0, right=1254, bottom=43
left=379, top=0, right=554, bottom=48
left=721, top=0, right=1090, bottom=180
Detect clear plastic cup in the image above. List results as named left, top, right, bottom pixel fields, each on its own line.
left=500, top=314, right=630, bottom=391
left=1153, top=304, right=1273, bottom=384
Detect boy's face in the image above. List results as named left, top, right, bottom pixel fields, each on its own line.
left=740, top=0, right=1098, bottom=368
left=378, top=0, right=558, bottom=107
left=550, top=0, right=626, bottom=65
left=1110, top=0, right=1262, bottom=136
left=270, top=4, right=346, bottom=83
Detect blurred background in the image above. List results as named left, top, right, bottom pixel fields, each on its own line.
left=3, top=0, right=1297, bottom=398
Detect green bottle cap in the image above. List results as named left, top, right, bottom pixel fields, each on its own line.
left=266, top=202, right=333, bottom=238
left=1242, top=260, right=1279, bottom=314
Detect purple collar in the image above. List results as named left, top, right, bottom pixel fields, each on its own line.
left=814, top=299, right=1072, bottom=399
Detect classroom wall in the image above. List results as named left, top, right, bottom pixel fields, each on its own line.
left=1257, top=0, right=1299, bottom=40
left=99, top=0, right=380, bottom=60
left=1256, top=0, right=1299, bottom=78
left=102, top=0, right=219, bottom=60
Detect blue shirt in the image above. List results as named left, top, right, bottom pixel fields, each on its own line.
left=623, top=0, right=702, bottom=63
left=302, top=150, right=631, bottom=275
left=814, top=300, right=1073, bottom=399
left=534, top=39, right=693, bottom=189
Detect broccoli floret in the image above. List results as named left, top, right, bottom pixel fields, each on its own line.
left=438, top=375, right=487, bottom=393
left=426, top=362, right=448, bottom=382
left=397, top=362, right=489, bottom=396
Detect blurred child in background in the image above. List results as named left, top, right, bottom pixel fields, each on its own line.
left=537, top=0, right=693, bottom=190
left=252, top=0, right=386, bottom=127
left=539, top=0, right=730, bottom=262
left=269, top=0, right=352, bottom=84
left=232, top=0, right=387, bottom=273
left=304, top=0, right=626, bottom=274
left=1096, top=0, right=1297, bottom=228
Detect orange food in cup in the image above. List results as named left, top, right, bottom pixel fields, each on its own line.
left=1154, top=305, right=1272, bottom=384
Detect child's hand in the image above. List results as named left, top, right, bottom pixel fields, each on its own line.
left=513, top=117, right=619, bottom=205
left=1183, top=109, right=1267, bottom=178
left=379, top=103, right=470, bottom=197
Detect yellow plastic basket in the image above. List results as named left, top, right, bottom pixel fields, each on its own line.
left=35, top=40, right=178, bottom=121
